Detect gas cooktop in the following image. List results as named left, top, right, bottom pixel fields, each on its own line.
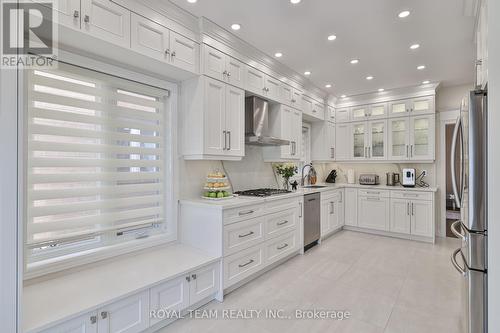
left=234, top=188, right=292, bottom=197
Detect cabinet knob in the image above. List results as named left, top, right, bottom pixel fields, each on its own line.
left=73, top=10, right=79, bottom=18
left=84, top=15, right=90, bottom=23
left=90, top=315, right=97, bottom=324
left=186, top=276, right=191, bottom=282
left=100, top=311, right=108, bottom=319
left=223, top=70, right=228, bottom=77
left=227, top=71, right=231, bottom=77
left=165, top=49, right=170, bottom=56
left=192, top=274, right=197, bottom=280
left=171, top=51, right=176, bottom=58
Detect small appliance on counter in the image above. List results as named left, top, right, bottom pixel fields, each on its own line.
left=359, top=174, right=380, bottom=185
left=386, top=172, right=400, bottom=186
left=325, top=170, right=337, bottom=183
left=347, top=169, right=355, bottom=184
left=402, top=168, right=416, bottom=187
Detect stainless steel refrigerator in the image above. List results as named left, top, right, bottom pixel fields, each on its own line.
left=450, top=89, right=488, bottom=333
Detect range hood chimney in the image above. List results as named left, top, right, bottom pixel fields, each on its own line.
left=245, top=96, right=290, bottom=146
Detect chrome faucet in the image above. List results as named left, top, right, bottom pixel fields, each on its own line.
left=301, top=163, right=314, bottom=186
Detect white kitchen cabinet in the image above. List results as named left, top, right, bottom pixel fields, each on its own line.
left=97, top=291, right=149, bottom=333
left=302, top=96, right=313, bottom=116
left=388, top=100, right=410, bottom=117
left=388, top=117, right=410, bottom=160
left=368, top=119, right=387, bottom=160
left=246, top=67, right=266, bottom=95
left=409, top=114, right=435, bottom=160
left=291, top=89, right=303, bottom=109
left=202, top=45, right=246, bottom=89
left=344, top=188, right=358, bottom=227
left=182, top=76, right=245, bottom=160
left=263, top=105, right=301, bottom=161
left=81, top=0, right=131, bottom=48
left=311, top=121, right=335, bottom=161
left=358, top=193, right=390, bottom=231
left=336, top=108, right=350, bottom=123
left=327, top=106, right=335, bottom=122
left=264, top=75, right=281, bottom=101
left=39, top=312, right=98, bottom=333
left=335, top=123, right=351, bottom=161
left=35, top=0, right=81, bottom=29
left=189, top=263, right=220, bottom=305
left=312, top=101, right=325, bottom=120
left=149, top=277, right=189, bottom=326
left=476, top=0, right=488, bottom=87
left=351, top=121, right=368, bottom=160
left=389, top=97, right=435, bottom=117
left=390, top=198, right=411, bottom=234
left=369, top=103, right=388, bottom=119
left=351, top=105, right=369, bottom=121
left=281, top=86, right=303, bottom=109
left=410, top=200, right=434, bottom=237
left=131, top=15, right=199, bottom=73
left=320, top=191, right=343, bottom=237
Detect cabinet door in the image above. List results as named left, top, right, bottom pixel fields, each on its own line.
left=390, top=199, right=411, bottom=234
left=302, top=97, right=313, bottom=116
left=170, top=32, right=199, bottom=73
left=149, top=277, right=189, bottom=326
left=291, top=89, right=302, bottom=109
left=369, top=103, right=387, bottom=119
left=34, top=0, right=81, bottom=29
left=344, top=188, right=357, bottom=226
left=225, top=56, right=246, bottom=89
left=81, top=0, right=131, bottom=48
left=189, top=263, right=220, bottom=305
left=411, top=200, right=434, bottom=237
left=351, top=122, right=368, bottom=160
left=203, top=45, right=225, bottom=81
left=337, top=191, right=345, bottom=227
left=130, top=14, right=170, bottom=62
left=327, top=106, right=335, bottom=122
left=410, top=114, right=435, bottom=160
left=368, top=119, right=387, bottom=160
left=97, top=291, right=149, bottom=333
left=327, top=121, right=336, bottom=159
left=39, top=313, right=98, bottom=333
left=320, top=200, right=332, bottom=237
left=388, top=117, right=410, bottom=160
left=264, top=75, right=281, bottom=101
left=335, top=123, right=351, bottom=160
left=280, top=107, right=293, bottom=159
left=410, top=96, right=435, bottom=115
left=388, top=100, right=410, bottom=117
left=358, top=196, right=389, bottom=231
left=311, top=101, right=325, bottom=120
left=246, top=67, right=266, bottom=95
left=280, top=84, right=293, bottom=106
left=224, top=85, right=245, bottom=157
left=291, top=109, right=302, bottom=159
left=336, top=108, right=350, bottom=123
left=351, top=106, right=368, bottom=121
left=203, top=78, right=226, bottom=155
left=330, top=199, right=341, bottom=230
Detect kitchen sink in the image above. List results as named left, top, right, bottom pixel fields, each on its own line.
left=302, top=185, right=327, bottom=189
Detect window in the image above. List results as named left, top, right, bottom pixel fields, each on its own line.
left=25, top=62, right=171, bottom=272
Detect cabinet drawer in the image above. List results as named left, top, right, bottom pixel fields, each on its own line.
left=265, top=209, right=297, bottom=239
left=321, top=189, right=341, bottom=201
left=265, top=197, right=300, bottom=214
left=224, top=217, right=265, bottom=255
left=358, top=189, right=390, bottom=198
left=223, top=204, right=265, bottom=225
left=391, top=190, right=433, bottom=201
left=265, top=230, right=298, bottom=265
left=224, top=245, right=264, bottom=288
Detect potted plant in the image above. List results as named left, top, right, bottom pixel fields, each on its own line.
left=274, top=163, right=298, bottom=191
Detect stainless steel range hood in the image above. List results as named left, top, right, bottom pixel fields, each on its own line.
left=245, top=96, right=290, bottom=146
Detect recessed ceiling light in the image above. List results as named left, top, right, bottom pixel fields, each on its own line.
left=187, top=0, right=197, bottom=3
left=410, top=43, right=420, bottom=50
left=290, top=0, right=301, bottom=4
left=417, top=65, right=426, bottom=70
left=304, top=71, right=311, bottom=76
left=398, top=10, right=410, bottom=18
left=230, top=23, right=241, bottom=31
left=325, top=84, right=332, bottom=88
left=366, top=76, right=374, bottom=80
left=378, top=88, right=385, bottom=92
left=274, top=52, right=283, bottom=58
left=422, top=80, right=430, bottom=84
left=340, top=95, right=347, bottom=98
left=350, top=59, right=359, bottom=64
left=327, top=35, right=337, bottom=41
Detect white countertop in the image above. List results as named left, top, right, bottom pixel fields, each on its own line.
left=180, top=183, right=437, bottom=209
left=23, top=244, right=220, bottom=333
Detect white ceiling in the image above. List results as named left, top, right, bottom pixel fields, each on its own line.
left=170, top=0, right=476, bottom=97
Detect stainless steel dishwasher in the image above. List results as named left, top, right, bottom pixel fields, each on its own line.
left=304, top=192, right=320, bottom=250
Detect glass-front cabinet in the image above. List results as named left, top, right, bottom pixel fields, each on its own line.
left=351, top=106, right=368, bottom=121
left=410, top=115, right=435, bottom=160
left=369, top=103, right=387, bottom=119
left=388, top=100, right=409, bottom=117
left=389, top=96, right=435, bottom=117
left=351, top=122, right=367, bottom=159
left=369, top=120, right=387, bottom=159
left=388, top=117, right=410, bottom=160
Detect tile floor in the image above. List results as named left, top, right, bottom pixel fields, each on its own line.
left=158, top=231, right=463, bottom=333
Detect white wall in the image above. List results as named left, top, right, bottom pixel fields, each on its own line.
left=488, top=0, right=499, bottom=331
left=436, top=83, right=472, bottom=112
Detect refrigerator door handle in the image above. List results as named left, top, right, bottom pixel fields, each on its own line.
left=451, top=116, right=463, bottom=208
left=450, top=220, right=466, bottom=240
left=451, top=248, right=467, bottom=276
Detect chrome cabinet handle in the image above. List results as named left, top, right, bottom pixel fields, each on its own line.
left=238, top=210, right=254, bottom=216
left=411, top=202, right=414, bottom=216
left=165, top=49, right=170, bottom=56
left=451, top=221, right=466, bottom=240
left=366, top=197, right=380, bottom=201
left=171, top=51, right=176, bottom=58
left=277, top=220, right=289, bottom=226
left=191, top=274, right=197, bottom=280
left=90, top=315, right=97, bottom=324
left=407, top=202, right=410, bottom=216
left=299, top=202, right=303, bottom=218
left=223, top=130, right=227, bottom=150
left=406, top=145, right=409, bottom=158
left=186, top=276, right=191, bottom=282
left=100, top=311, right=108, bottom=319
left=239, top=259, right=254, bottom=268
left=73, top=10, right=79, bottom=18
left=410, top=145, right=413, bottom=158
left=277, top=243, right=289, bottom=250
left=227, top=71, right=231, bottom=78
left=451, top=248, right=467, bottom=276
left=238, top=231, right=254, bottom=238
left=84, top=15, right=90, bottom=23
left=227, top=131, right=231, bottom=150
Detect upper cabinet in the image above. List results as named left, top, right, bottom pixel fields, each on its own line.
left=311, top=121, right=335, bottom=161
left=388, top=96, right=435, bottom=117
left=336, top=108, right=350, bottom=123
left=131, top=14, right=199, bottom=73
left=326, top=106, right=335, bottom=122
left=263, top=106, right=302, bottom=162
left=388, top=114, right=435, bottom=161
left=302, top=96, right=325, bottom=121
left=202, top=45, right=246, bottom=90
left=182, top=76, right=245, bottom=160
left=475, top=0, right=488, bottom=88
